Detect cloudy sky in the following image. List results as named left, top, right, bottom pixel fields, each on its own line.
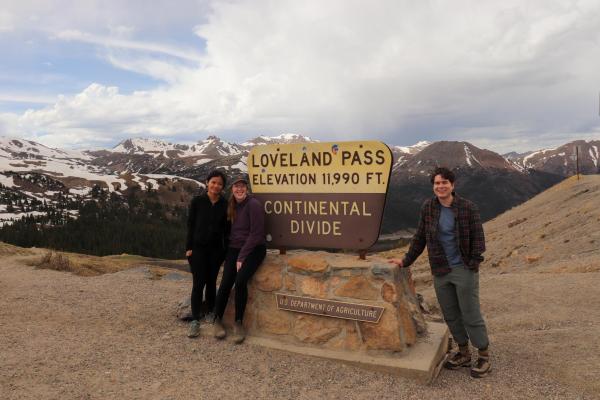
left=1, top=0, right=599, bottom=153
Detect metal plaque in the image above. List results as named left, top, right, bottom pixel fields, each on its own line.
left=248, top=141, right=392, bottom=250
left=275, top=293, right=385, bottom=323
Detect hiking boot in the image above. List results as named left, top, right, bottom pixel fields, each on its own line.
left=444, top=349, right=471, bottom=369
left=213, top=318, right=226, bottom=340
left=470, top=356, right=492, bottom=378
left=231, top=321, right=246, bottom=344
left=187, top=320, right=201, bottom=338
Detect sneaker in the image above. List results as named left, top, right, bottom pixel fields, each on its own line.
left=444, top=350, right=471, bottom=370
left=231, top=321, right=246, bottom=344
left=213, top=318, right=226, bottom=340
left=204, top=311, right=215, bottom=324
left=470, top=357, right=491, bottom=378
left=187, top=320, right=201, bottom=338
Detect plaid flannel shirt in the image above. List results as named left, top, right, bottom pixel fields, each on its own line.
left=402, top=194, right=485, bottom=276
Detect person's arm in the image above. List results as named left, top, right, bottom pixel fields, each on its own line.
left=237, top=198, right=265, bottom=265
left=186, top=197, right=197, bottom=255
left=468, top=202, right=485, bottom=268
left=389, top=204, right=427, bottom=268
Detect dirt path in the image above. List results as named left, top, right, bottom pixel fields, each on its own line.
left=2, top=254, right=597, bottom=400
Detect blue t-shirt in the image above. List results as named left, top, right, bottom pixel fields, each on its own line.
left=437, top=205, right=464, bottom=267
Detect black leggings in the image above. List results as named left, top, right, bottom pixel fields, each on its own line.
left=188, top=247, right=224, bottom=320
left=214, top=245, right=266, bottom=322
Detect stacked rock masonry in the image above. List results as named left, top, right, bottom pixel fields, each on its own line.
left=221, top=250, right=427, bottom=354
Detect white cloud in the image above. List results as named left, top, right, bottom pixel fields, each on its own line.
left=3, top=0, right=600, bottom=152
left=107, top=24, right=135, bottom=37
left=54, top=30, right=204, bottom=62
left=0, top=93, right=56, bottom=104
left=0, top=11, right=14, bottom=31
left=1, top=0, right=212, bottom=35
left=0, top=113, right=19, bottom=136
left=104, top=54, right=192, bottom=83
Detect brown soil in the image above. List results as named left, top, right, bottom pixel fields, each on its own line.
left=25, top=249, right=188, bottom=277
left=2, top=176, right=599, bottom=399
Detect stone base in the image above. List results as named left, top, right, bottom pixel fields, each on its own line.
left=184, top=250, right=446, bottom=383
left=197, top=319, right=448, bottom=384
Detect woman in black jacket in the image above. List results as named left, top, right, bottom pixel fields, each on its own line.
left=185, top=170, right=229, bottom=338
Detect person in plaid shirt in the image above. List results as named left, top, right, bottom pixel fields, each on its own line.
left=389, top=167, right=491, bottom=378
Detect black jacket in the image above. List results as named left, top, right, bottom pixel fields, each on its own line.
left=186, top=194, right=230, bottom=251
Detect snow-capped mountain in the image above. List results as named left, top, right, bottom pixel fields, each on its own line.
left=0, top=136, right=204, bottom=227
left=0, top=134, right=319, bottom=227
left=186, top=136, right=246, bottom=158
left=1, top=134, right=595, bottom=234
left=112, top=138, right=180, bottom=155
left=392, top=141, right=431, bottom=156
left=503, top=151, right=533, bottom=161
left=510, top=140, right=600, bottom=176
left=241, top=133, right=317, bottom=147
left=111, top=136, right=245, bottom=159
left=398, top=141, right=520, bottom=177
left=98, top=134, right=319, bottom=176
left=91, top=136, right=246, bottom=175
left=0, top=136, right=126, bottom=192
left=390, top=141, right=431, bottom=171
left=0, top=136, right=91, bottom=162
left=381, top=140, right=564, bottom=233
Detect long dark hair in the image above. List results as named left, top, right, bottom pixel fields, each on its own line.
left=227, top=194, right=236, bottom=222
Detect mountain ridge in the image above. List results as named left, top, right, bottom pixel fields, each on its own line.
left=1, top=134, right=597, bottom=239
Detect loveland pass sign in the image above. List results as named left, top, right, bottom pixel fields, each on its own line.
left=248, top=141, right=393, bottom=250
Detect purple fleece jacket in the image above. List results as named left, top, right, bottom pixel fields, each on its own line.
left=228, top=195, right=265, bottom=262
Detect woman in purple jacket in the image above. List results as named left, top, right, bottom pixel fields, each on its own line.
left=213, top=174, right=266, bottom=344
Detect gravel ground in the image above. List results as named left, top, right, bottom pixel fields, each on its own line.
left=1, top=253, right=597, bottom=400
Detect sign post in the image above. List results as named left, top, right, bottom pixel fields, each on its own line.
left=248, top=141, right=393, bottom=251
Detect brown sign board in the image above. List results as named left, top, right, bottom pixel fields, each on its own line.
left=248, top=141, right=392, bottom=250
left=275, top=293, right=385, bottom=323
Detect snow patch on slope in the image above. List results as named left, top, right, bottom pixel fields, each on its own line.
left=0, top=136, right=91, bottom=161
left=590, top=146, right=599, bottom=167
left=112, top=138, right=173, bottom=154
left=0, top=174, right=17, bottom=188
left=194, top=158, right=212, bottom=166
left=522, top=147, right=556, bottom=167
left=0, top=211, right=47, bottom=227
left=69, top=187, right=92, bottom=196
left=0, top=155, right=127, bottom=192
left=464, top=144, right=480, bottom=167
left=393, top=141, right=430, bottom=154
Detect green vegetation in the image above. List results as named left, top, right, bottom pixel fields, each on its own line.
left=0, top=186, right=188, bottom=259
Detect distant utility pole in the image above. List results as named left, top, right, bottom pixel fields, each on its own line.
left=570, top=145, right=580, bottom=180
left=576, top=145, right=580, bottom=180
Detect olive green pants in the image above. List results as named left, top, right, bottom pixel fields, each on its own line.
left=433, top=267, right=489, bottom=350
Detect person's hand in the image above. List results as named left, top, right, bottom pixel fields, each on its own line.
left=388, top=258, right=404, bottom=268
left=236, top=261, right=242, bottom=271
left=185, top=250, right=193, bottom=257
